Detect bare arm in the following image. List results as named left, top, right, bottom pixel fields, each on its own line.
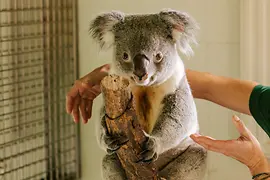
left=186, top=69, right=259, bottom=115
left=66, top=64, right=259, bottom=122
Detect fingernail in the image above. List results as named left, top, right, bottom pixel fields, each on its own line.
left=233, top=115, right=240, bottom=121
left=102, top=64, right=111, bottom=71
left=190, top=133, right=201, bottom=138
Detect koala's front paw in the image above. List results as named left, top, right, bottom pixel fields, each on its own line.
left=104, top=133, right=129, bottom=154
left=157, top=176, right=167, bottom=180
left=137, top=136, right=159, bottom=163
left=100, top=115, right=129, bottom=154
left=158, top=177, right=167, bottom=180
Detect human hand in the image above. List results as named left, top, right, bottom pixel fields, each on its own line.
left=190, top=115, right=269, bottom=176
left=66, top=64, right=110, bottom=123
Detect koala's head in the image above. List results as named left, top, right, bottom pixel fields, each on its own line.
left=89, top=9, right=199, bottom=86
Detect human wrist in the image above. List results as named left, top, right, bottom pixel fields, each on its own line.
left=249, top=159, right=270, bottom=178
left=252, top=173, right=270, bottom=180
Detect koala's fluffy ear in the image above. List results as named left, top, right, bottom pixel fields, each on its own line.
left=159, top=9, right=199, bottom=57
left=89, top=11, right=125, bottom=49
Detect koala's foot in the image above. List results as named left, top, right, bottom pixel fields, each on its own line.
left=159, top=143, right=207, bottom=180
left=136, top=136, right=158, bottom=163
left=102, top=153, right=127, bottom=180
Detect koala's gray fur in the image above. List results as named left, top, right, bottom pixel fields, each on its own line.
left=89, top=9, right=207, bottom=180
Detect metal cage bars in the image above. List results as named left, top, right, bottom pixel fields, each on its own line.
left=0, top=0, right=80, bottom=180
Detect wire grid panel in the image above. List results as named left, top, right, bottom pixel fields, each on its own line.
left=0, top=0, right=80, bottom=180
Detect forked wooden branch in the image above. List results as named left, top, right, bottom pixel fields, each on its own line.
left=100, top=74, right=158, bottom=180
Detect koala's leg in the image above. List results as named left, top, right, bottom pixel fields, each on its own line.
left=102, top=153, right=127, bottom=180
left=159, top=143, right=207, bottom=180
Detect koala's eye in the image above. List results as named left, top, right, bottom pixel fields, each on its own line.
left=123, top=52, right=129, bottom=61
left=155, top=52, right=163, bottom=63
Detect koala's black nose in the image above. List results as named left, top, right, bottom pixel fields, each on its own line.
left=133, top=54, right=149, bottom=81
left=134, top=72, right=146, bottom=81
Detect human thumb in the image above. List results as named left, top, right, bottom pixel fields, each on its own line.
left=232, top=115, right=249, bottom=138
left=97, top=64, right=111, bottom=72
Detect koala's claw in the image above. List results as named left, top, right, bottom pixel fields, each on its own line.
left=137, top=151, right=158, bottom=163
left=136, top=136, right=158, bottom=163
left=158, top=177, right=167, bottom=180
left=104, top=133, right=129, bottom=154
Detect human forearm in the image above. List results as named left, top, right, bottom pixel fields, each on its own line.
left=186, top=69, right=259, bottom=115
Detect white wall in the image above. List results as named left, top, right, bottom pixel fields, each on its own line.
left=78, top=0, right=251, bottom=179
left=240, top=0, right=270, bottom=156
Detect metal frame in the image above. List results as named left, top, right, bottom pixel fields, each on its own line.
left=0, top=0, right=80, bottom=179
left=72, top=1, right=81, bottom=178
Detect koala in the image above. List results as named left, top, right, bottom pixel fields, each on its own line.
left=89, top=9, right=207, bottom=180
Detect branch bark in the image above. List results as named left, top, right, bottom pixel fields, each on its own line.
left=100, top=74, right=158, bottom=180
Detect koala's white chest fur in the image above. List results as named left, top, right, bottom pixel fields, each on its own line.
left=131, top=62, right=184, bottom=133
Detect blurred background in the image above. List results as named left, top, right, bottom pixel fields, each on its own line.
left=0, top=0, right=269, bottom=180
left=0, top=1, right=79, bottom=180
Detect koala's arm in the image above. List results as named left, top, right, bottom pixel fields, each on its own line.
left=95, top=104, right=108, bottom=152
left=151, top=84, right=198, bottom=154
left=96, top=103, right=129, bottom=154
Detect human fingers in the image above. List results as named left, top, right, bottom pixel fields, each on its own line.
left=87, top=101, right=93, bottom=121
left=72, top=95, right=81, bottom=123
left=191, top=116, right=250, bottom=151
left=85, top=100, right=93, bottom=122
left=232, top=115, right=250, bottom=138
left=76, top=85, right=99, bottom=123
left=67, top=80, right=99, bottom=107
left=66, top=95, right=74, bottom=114
left=66, top=85, right=79, bottom=114
left=79, top=85, right=101, bottom=100
left=232, top=116, right=262, bottom=149
left=80, top=99, right=87, bottom=123
left=190, top=134, right=231, bottom=154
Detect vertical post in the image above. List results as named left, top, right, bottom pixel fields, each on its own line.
left=100, top=75, right=158, bottom=180
left=43, top=0, right=51, bottom=178
left=72, top=0, right=81, bottom=178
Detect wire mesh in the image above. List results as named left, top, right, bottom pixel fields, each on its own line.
left=0, top=0, right=80, bottom=180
